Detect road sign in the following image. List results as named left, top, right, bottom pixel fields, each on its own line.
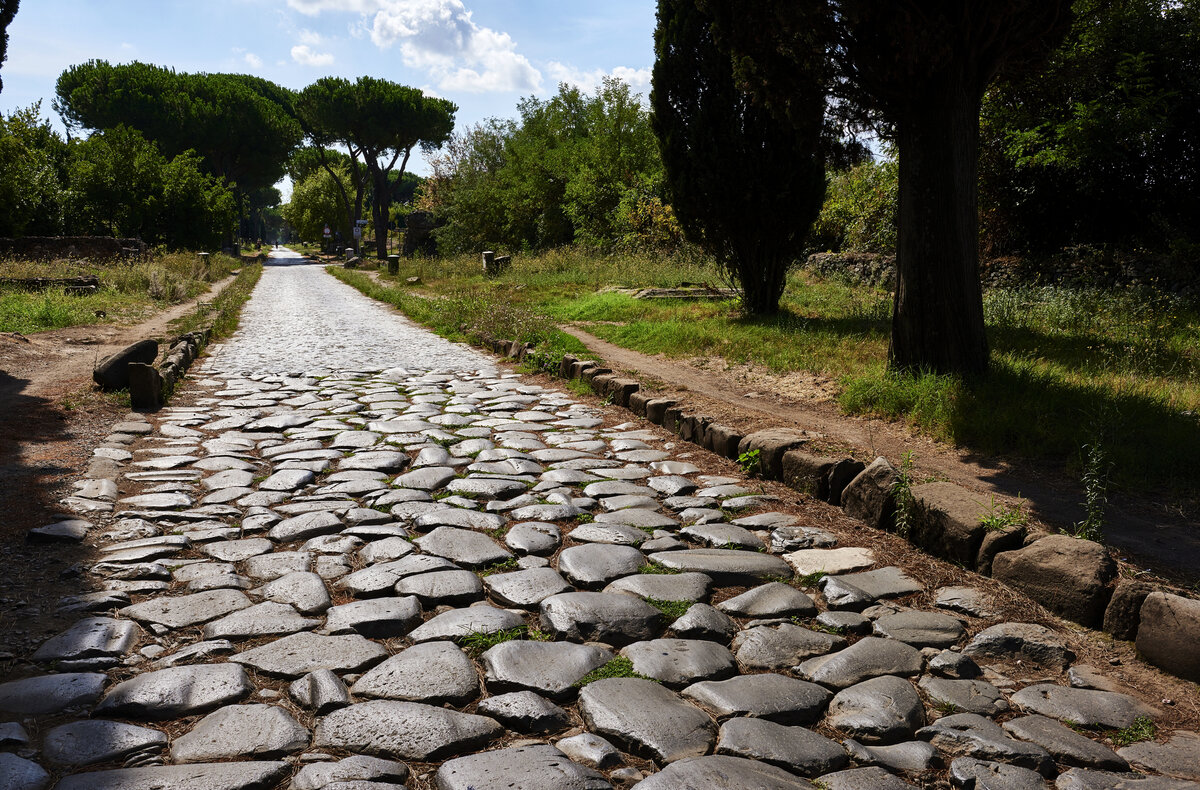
left=356, top=219, right=369, bottom=226
left=323, top=225, right=331, bottom=238
left=353, top=226, right=362, bottom=239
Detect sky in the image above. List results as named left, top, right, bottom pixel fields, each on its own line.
left=0, top=0, right=659, bottom=191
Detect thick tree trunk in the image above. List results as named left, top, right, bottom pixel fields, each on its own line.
left=371, top=166, right=389, bottom=260
left=890, top=80, right=989, bottom=377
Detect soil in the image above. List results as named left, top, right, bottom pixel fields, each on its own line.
left=563, top=326, right=1200, bottom=587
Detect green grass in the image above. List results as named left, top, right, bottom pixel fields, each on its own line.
left=170, top=262, right=262, bottom=340
left=573, top=656, right=654, bottom=687
left=644, top=598, right=692, bottom=621
left=332, top=247, right=1200, bottom=502
left=1107, top=716, right=1157, bottom=746
left=978, top=494, right=1029, bottom=531
left=795, top=571, right=827, bottom=588
left=0, top=253, right=241, bottom=334
left=638, top=563, right=680, bottom=575
left=459, top=626, right=549, bottom=656
left=477, top=558, right=519, bottom=577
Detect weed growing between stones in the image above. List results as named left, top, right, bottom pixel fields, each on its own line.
left=978, top=494, right=1028, bottom=531
left=573, top=656, right=654, bottom=687
left=638, top=563, right=680, bottom=575
left=460, top=626, right=548, bottom=656
left=477, top=558, right=519, bottom=577
left=795, top=571, right=827, bottom=588
left=644, top=598, right=691, bottom=621
left=1107, top=716, right=1157, bottom=747
left=737, top=448, right=762, bottom=477
left=892, top=450, right=916, bottom=538
left=931, top=700, right=961, bottom=715
left=1074, top=439, right=1112, bottom=542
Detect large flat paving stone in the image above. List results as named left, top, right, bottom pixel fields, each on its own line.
left=475, top=691, right=570, bottom=734
left=1119, top=731, right=1200, bottom=781
left=201, top=601, right=320, bottom=640
left=313, top=700, right=503, bottom=761
left=578, top=677, right=716, bottom=764
left=798, top=636, right=925, bottom=690
left=54, top=762, right=291, bottom=790
left=962, top=623, right=1075, bottom=668
left=1011, top=684, right=1160, bottom=729
left=121, top=589, right=251, bottom=628
left=394, top=569, right=484, bottom=606
left=171, top=703, right=308, bottom=762
left=604, top=572, right=712, bottom=603
left=339, top=555, right=455, bottom=597
left=917, top=713, right=1054, bottom=775
left=435, top=744, right=611, bottom=790
left=919, top=676, right=1009, bottom=717
left=716, top=717, right=848, bottom=776
left=827, top=675, right=926, bottom=744
left=646, top=549, right=792, bottom=584
left=1056, top=768, right=1200, bottom=790
left=42, top=720, right=168, bottom=767
left=481, top=640, right=614, bottom=699
left=0, top=753, right=49, bottom=790
left=31, top=617, right=141, bottom=663
left=558, top=544, right=646, bottom=588
left=873, top=611, right=966, bottom=648
left=620, top=639, right=737, bottom=688
left=95, top=663, right=253, bottom=719
left=351, top=641, right=479, bottom=705
left=415, top=526, right=512, bottom=567
left=682, top=673, right=831, bottom=725
left=540, top=592, right=664, bottom=645
left=733, top=623, right=846, bottom=670
left=230, top=631, right=387, bottom=678
left=1002, top=715, right=1128, bottom=771
left=324, top=596, right=423, bottom=638
left=408, top=606, right=525, bottom=643
left=505, top=521, right=562, bottom=555
left=717, top=582, right=817, bottom=618
left=255, top=571, right=331, bottom=614
left=485, top=567, right=573, bottom=607
left=631, top=755, right=818, bottom=789
left=291, top=755, right=409, bottom=790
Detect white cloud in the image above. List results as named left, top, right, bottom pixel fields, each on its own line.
left=244, top=52, right=264, bottom=68
left=286, top=0, right=541, bottom=93
left=291, top=44, right=335, bottom=66
left=545, top=61, right=651, bottom=94
left=298, top=29, right=323, bottom=46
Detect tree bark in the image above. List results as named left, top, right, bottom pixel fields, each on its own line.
left=889, top=77, right=989, bottom=377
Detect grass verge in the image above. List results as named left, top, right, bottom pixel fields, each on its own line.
left=169, top=262, right=263, bottom=340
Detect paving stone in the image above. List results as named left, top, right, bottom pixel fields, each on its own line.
left=510, top=502, right=583, bottom=520
left=1002, top=715, right=1128, bottom=771
left=313, top=700, right=503, bottom=761
left=0, top=672, right=105, bottom=714
left=578, top=677, right=716, bottom=764
left=446, top=477, right=528, bottom=499
left=682, top=673, right=831, bottom=725
left=620, top=638, right=737, bottom=688
left=540, top=591, right=664, bottom=645
left=230, top=631, right=388, bottom=678
left=415, top=526, right=512, bottom=567
left=29, top=519, right=91, bottom=543
left=716, top=716, right=848, bottom=776
left=569, top=521, right=650, bottom=545
left=679, top=522, right=764, bottom=550
left=292, top=755, right=409, bottom=790
left=0, top=721, right=28, bottom=748
left=414, top=508, right=505, bottom=532
left=917, top=713, right=1055, bottom=775
left=819, top=766, right=921, bottom=790
left=505, top=521, right=561, bottom=555
left=339, top=555, right=455, bottom=596
left=843, top=740, right=940, bottom=776
left=717, top=582, right=817, bottom=618
left=595, top=509, right=680, bottom=530
left=1118, top=731, right=1200, bottom=781
left=1056, top=768, right=1200, bottom=790
left=481, top=640, right=614, bottom=699
left=948, top=757, right=1048, bottom=790
left=920, top=676, right=1010, bottom=717
left=604, top=572, right=712, bottom=603
left=202, top=601, right=320, bottom=639
left=873, top=611, right=967, bottom=648
left=556, top=732, right=623, bottom=770
left=394, top=569, right=484, bottom=606
left=484, top=567, right=572, bottom=607
left=243, top=550, right=314, bottom=581
left=268, top=510, right=342, bottom=542
left=409, top=605, right=526, bottom=643
left=598, top=494, right=660, bottom=512
left=41, top=719, right=166, bottom=767
left=631, top=755, right=815, bottom=789
left=324, top=596, right=423, bottom=638
left=121, top=588, right=251, bottom=629
left=340, top=450, right=410, bottom=472
left=54, top=762, right=291, bottom=790
left=822, top=567, right=922, bottom=609
left=814, top=611, right=870, bottom=636
left=259, top=468, right=316, bottom=491
left=171, top=703, right=309, bottom=762
left=798, top=636, right=925, bottom=690
left=671, top=603, right=739, bottom=641
left=647, top=548, right=793, bottom=584
left=936, top=586, right=996, bottom=618
left=1011, top=684, right=1160, bottom=729
left=435, top=744, right=610, bottom=790
left=733, top=623, right=846, bottom=670
left=95, top=663, right=252, bottom=719
left=151, top=639, right=235, bottom=668
left=394, top=466, right=458, bottom=490
left=352, top=641, right=479, bottom=705
left=31, top=616, right=141, bottom=663
left=0, top=753, right=50, bottom=790
left=255, top=571, right=331, bottom=614
left=963, top=623, right=1075, bottom=668
left=784, top=547, right=875, bottom=576
left=303, top=532, right=364, bottom=554
left=828, top=675, right=926, bottom=744
left=289, top=669, right=351, bottom=714
left=558, top=544, right=647, bottom=588
left=202, top=537, right=274, bottom=562
left=358, top=536, right=416, bottom=565
left=475, top=691, right=572, bottom=733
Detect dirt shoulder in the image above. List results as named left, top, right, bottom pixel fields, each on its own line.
left=563, top=325, right=1200, bottom=586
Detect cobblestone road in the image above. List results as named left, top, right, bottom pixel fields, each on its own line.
left=2, top=252, right=1197, bottom=789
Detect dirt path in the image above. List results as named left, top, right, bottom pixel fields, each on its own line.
left=563, top=325, right=1200, bottom=583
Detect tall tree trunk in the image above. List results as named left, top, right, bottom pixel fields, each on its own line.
left=890, top=79, right=989, bottom=377
left=371, top=166, right=389, bottom=260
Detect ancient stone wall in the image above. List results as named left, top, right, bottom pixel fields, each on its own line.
left=0, top=236, right=149, bottom=261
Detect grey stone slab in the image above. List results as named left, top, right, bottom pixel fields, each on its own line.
left=505, top=521, right=561, bottom=555
left=797, top=636, right=925, bottom=690
left=873, top=611, right=967, bottom=648
left=578, top=677, right=716, bottom=764
left=936, top=586, right=996, bottom=618
left=0, top=753, right=49, bottom=790
left=949, top=758, right=1048, bottom=790
left=151, top=639, right=235, bottom=668
left=604, top=572, right=712, bottom=603
left=1002, top=715, right=1128, bottom=771
left=171, top=703, right=308, bottom=762
left=243, top=550, right=314, bottom=581
left=120, top=588, right=253, bottom=630
left=352, top=641, right=479, bottom=705
left=558, top=544, right=647, bottom=588
left=1119, top=731, right=1200, bottom=781
left=259, top=468, right=315, bottom=491
left=230, top=631, right=387, bottom=678
left=292, top=755, right=408, bottom=790
left=818, top=766, right=919, bottom=790
left=920, top=676, right=1009, bottom=717
left=716, top=717, right=848, bottom=776
left=485, top=567, right=573, bottom=608
left=481, top=640, right=614, bottom=699
left=202, top=537, right=274, bottom=562
left=415, top=526, right=512, bottom=567
left=435, top=744, right=610, bottom=790
left=671, top=603, right=739, bottom=641
left=288, top=669, right=351, bottom=714
left=313, top=700, right=503, bottom=761
left=254, top=571, right=331, bottom=614
left=325, top=596, right=423, bottom=638
left=394, top=569, right=484, bottom=606
left=844, top=740, right=939, bottom=776
left=556, top=732, right=622, bottom=769
left=1056, top=768, right=1200, bottom=790
left=917, top=713, right=1055, bottom=775
left=828, top=675, right=925, bottom=744
left=733, top=623, right=847, bottom=670
left=540, top=592, right=664, bottom=645
left=414, top=508, right=505, bottom=532
left=680, top=523, right=764, bottom=550
left=339, top=554, right=455, bottom=596
left=0, top=672, right=106, bottom=714
left=510, top=502, right=583, bottom=521
left=0, top=721, right=28, bottom=748
left=648, top=549, right=792, bottom=584
left=446, top=477, right=528, bottom=499
left=303, top=533, right=364, bottom=554
left=930, top=650, right=984, bottom=680
left=683, top=673, right=831, bottom=725
left=408, top=605, right=525, bottom=643
left=631, top=755, right=816, bottom=789
left=1011, top=684, right=1160, bottom=729
left=340, top=450, right=410, bottom=472
left=595, top=509, right=680, bottom=530
left=268, top=510, right=342, bottom=542
left=569, top=521, right=649, bottom=545
left=475, top=692, right=571, bottom=734
left=54, top=762, right=291, bottom=790
left=718, top=582, right=817, bottom=618
left=620, top=638, right=737, bottom=688
left=963, top=623, right=1075, bottom=668
left=201, top=601, right=320, bottom=640
left=95, top=663, right=252, bottom=720
left=358, top=536, right=416, bottom=564
left=32, top=617, right=140, bottom=663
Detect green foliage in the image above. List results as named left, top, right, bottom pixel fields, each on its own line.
left=892, top=451, right=916, bottom=538
left=978, top=495, right=1028, bottom=532
left=737, top=448, right=762, bottom=477
left=638, top=563, right=680, bottom=575
left=0, top=102, right=66, bottom=236
left=422, top=79, right=670, bottom=255
left=1074, top=440, right=1111, bottom=542
left=282, top=163, right=354, bottom=242
left=810, top=157, right=898, bottom=254
left=0, top=0, right=18, bottom=94
left=795, top=571, right=827, bottom=588
left=644, top=598, right=692, bottom=621
left=1107, top=716, right=1156, bottom=746
left=652, top=0, right=826, bottom=314
left=573, top=656, right=654, bottom=687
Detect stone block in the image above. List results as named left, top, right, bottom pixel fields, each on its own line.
left=628, top=391, right=651, bottom=417
left=1136, top=592, right=1200, bottom=682
left=558, top=355, right=577, bottom=378
left=582, top=366, right=611, bottom=384
left=827, top=458, right=865, bottom=506
left=662, top=406, right=683, bottom=434
left=591, top=373, right=616, bottom=396
left=644, top=398, right=676, bottom=425
left=909, top=482, right=990, bottom=568
left=128, top=363, right=163, bottom=412
left=606, top=378, right=639, bottom=407
left=386, top=255, right=399, bottom=275
left=992, top=535, right=1116, bottom=628
left=738, top=429, right=811, bottom=481
left=841, top=457, right=898, bottom=531
left=705, top=424, right=742, bottom=459
left=94, top=339, right=158, bottom=391
left=975, top=525, right=1026, bottom=576
left=782, top=450, right=836, bottom=500
left=570, top=360, right=595, bottom=379
left=1103, top=580, right=1155, bottom=641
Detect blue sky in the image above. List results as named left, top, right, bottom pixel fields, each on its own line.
left=1, top=0, right=658, bottom=184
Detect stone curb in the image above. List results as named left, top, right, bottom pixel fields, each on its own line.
left=489, top=337, right=1200, bottom=684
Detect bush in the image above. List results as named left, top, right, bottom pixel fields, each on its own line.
left=810, top=157, right=898, bottom=255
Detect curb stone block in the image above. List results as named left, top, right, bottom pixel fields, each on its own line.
left=93, top=339, right=159, bottom=391
left=826, top=458, right=865, bottom=506
left=582, top=367, right=611, bottom=384
left=991, top=535, right=1116, bottom=628
left=1103, top=580, right=1155, bottom=641
left=628, top=391, right=651, bottom=417
left=558, top=355, right=577, bottom=378
left=570, top=361, right=595, bottom=378
left=975, top=525, right=1026, bottom=576
left=662, top=406, right=683, bottom=433
left=782, top=450, right=836, bottom=500
left=705, top=424, right=743, bottom=459
left=644, top=399, right=676, bottom=425
left=607, top=378, right=640, bottom=407
left=841, top=457, right=899, bottom=531
left=1136, top=592, right=1200, bottom=682
left=909, top=482, right=990, bottom=569
left=737, top=429, right=811, bottom=481
left=591, top=373, right=616, bottom=396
